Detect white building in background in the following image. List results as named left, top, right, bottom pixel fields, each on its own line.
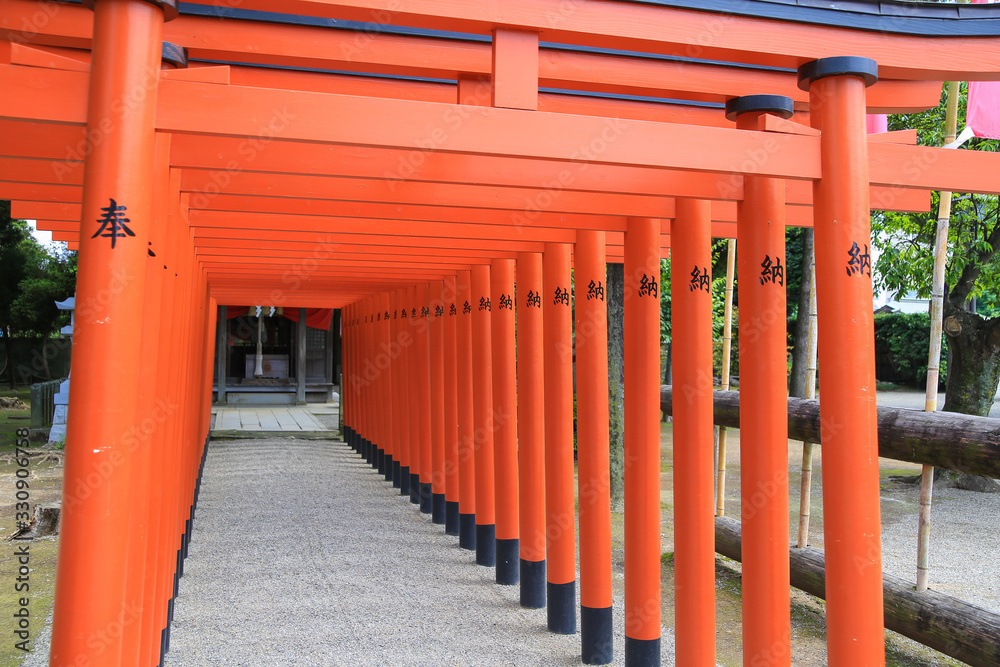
left=873, top=289, right=931, bottom=314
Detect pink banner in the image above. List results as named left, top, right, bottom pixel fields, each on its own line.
left=866, top=114, right=888, bottom=134
left=968, top=1, right=1000, bottom=139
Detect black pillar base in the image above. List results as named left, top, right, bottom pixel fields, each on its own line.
left=476, top=523, right=495, bottom=566
left=445, top=500, right=460, bottom=536
left=496, top=538, right=519, bottom=585
left=582, top=605, right=613, bottom=665
left=160, top=626, right=168, bottom=662
left=400, top=466, right=410, bottom=496
left=363, top=438, right=371, bottom=463
left=520, top=559, right=546, bottom=608
left=409, top=473, right=420, bottom=504
left=548, top=581, right=576, bottom=634
left=459, top=513, right=476, bottom=550
left=625, top=636, right=661, bottom=666
left=392, top=459, right=401, bottom=488
left=432, top=493, right=447, bottom=524
left=419, top=482, right=433, bottom=514
left=376, top=447, right=384, bottom=472
left=384, top=454, right=393, bottom=482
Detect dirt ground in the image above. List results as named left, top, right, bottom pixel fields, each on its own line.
left=649, top=421, right=967, bottom=667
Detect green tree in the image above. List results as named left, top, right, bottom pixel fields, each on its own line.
left=872, top=83, right=1000, bottom=418
left=0, top=201, right=77, bottom=387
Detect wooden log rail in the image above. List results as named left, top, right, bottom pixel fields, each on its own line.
left=715, top=516, right=1000, bottom=667
left=660, top=386, right=1000, bottom=478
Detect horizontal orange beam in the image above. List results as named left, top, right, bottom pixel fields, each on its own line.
left=0, top=66, right=967, bottom=200
left=169, top=135, right=927, bottom=212
left=204, top=0, right=1000, bottom=80
left=3, top=1, right=941, bottom=110
left=193, top=228, right=548, bottom=253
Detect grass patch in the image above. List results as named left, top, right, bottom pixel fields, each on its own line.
left=0, top=388, right=32, bottom=453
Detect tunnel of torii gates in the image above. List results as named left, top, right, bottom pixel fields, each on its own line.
left=4, top=0, right=1000, bottom=664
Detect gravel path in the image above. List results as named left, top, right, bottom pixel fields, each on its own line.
left=164, top=438, right=674, bottom=666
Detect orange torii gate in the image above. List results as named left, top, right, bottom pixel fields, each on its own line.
left=3, top=0, right=1000, bottom=665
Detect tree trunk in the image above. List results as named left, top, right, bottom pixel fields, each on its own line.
left=606, top=262, right=625, bottom=509
left=940, top=301, right=1000, bottom=491
left=41, top=337, right=51, bottom=380
left=788, top=228, right=814, bottom=397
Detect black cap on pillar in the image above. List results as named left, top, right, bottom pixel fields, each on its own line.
left=161, top=42, right=189, bottom=69
left=797, top=56, right=878, bottom=91
left=724, top=94, right=794, bottom=122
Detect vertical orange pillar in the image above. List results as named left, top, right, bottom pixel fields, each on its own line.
left=394, top=290, right=411, bottom=495
left=728, top=95, right=795, bottom=667
left=516, top=251, right=546, bottom=607
left=345, top=304, right=358, bottom=453
left=429, top=280, right=448, bottom=524
left=576, top=230, right=613, bottom=665
left=389, top=290, right=403, bottom=488
left=623, top=217, right=662, bottom=665
left=364, top=297, right=376, bottom=467
left=671, top=199, right=717, bottom=667
left=492, top=258, right=519, bottom=584
left=799, top=57, right=884, bottom=667
left=443, top=276, right=461, bottom=536
left=372, top=298, right=385, bottom=474
left=125, top=131, right=170, bottom=667
left=416, top=283, right=434, bottom=514
left=152, top=200, right=182, bottom=663
left=543, top=242, right=576, bottom=633
left=49, top=1, right=170, bottom=663
left=456, top=270, right=477, bottom=549
left=471, top=264, right=496, bottom=565
left=406, top=285, right=422, bottom=504
left=379, top=291, right=394, bottom=482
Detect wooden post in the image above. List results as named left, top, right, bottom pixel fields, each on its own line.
left=716, top=239, right=736, bottom=517
left=729, top=94, right=794, bottom=667
left=799, top=56, right=885, bottom=667
left=576, top=230, right=613, bottom=665
left=50, top=0, right=169, bottom=662
left=472, top=263, right=496, bottom=566
left=918, top=79, right=959, bottom=592
left=443, top=276, right=461, bottom=536
left=671, top=199, right=717, bottom=667
left=456, top=270, right=477, bottom=550
left=797, top=262, right=819, bottom=548
left=516, top=251, right=545, bottom=607
left=429, top=280, right=447, bottom=524
left=623, top=216, right=662, bottom=666
left=543, top=242, right=576, bottom=634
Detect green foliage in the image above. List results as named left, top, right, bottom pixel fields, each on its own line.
left=710, top=241, right=738, bottom=380
left=873, top=312, right=946, bottom=388
left=0, top=202, right=77, bottom=339
left=872, top=83, right=1000, bottom=309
